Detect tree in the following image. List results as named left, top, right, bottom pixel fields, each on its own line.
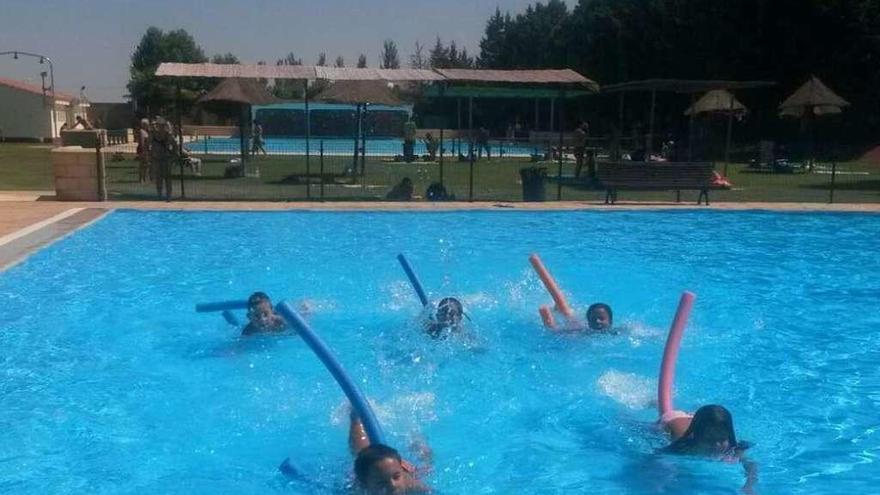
left=478, top=7, right=511, bottom=67
left=357, top=54, right=368, bottom=68
left=410, top=41, right=428, bottom=69
left=316, top=52, right=327, bottom=66
left=127, top=27, right=208, bottom=115
left=211, top=53, right=240, bottom=64
left=380, top=39, right=400, bottom=69
left=429, top=37, right=474, bottom=68
left=335, top=55, right=345, bottom=68
left=273, top=52, right=303, bottom=99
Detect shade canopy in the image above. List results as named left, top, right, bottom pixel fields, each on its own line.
left=684, top=89, right=747, bottom=116
left=779, top=76, right=850, bottom=117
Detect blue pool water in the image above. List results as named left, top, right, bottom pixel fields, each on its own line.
left=1, top=210, right=879, bottom=494
left=185, top=137, right=540, bottom=157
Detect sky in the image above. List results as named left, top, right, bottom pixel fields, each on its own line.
left=0, top=0, right=573, bottom=102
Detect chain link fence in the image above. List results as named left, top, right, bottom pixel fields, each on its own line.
left=101, top=124, right=879, bottom=203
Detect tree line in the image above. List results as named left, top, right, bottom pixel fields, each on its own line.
left=128, top=1, right=879, bottom=143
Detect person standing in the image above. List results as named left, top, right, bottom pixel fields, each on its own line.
left=149, top=117, right=177, bottom=200
left=136, top=118, right=151, bottom=184
left=573, top=121, right=588, bottom=178
left=402, top=118, right=417, bottom=162
left=476, top=127, right=491, bottom=160
left=251, top=120, right=267, bottom=156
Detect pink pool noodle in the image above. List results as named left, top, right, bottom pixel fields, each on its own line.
left=658, top=291, right=696, bottom=416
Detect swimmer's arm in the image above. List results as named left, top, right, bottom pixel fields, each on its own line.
left=409, top=434, right=434, bottom=467
left=663, top=415, right=692, bottom=441
left=741, top=457, right=758, bottom=494
left=348, top=414, right=370, bottom=455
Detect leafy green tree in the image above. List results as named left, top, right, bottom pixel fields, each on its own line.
left=357, top=54, right=368, bottom=68
left=273, top=52, right=303, bottom=99
left=127, top=27, right=208, bottom=115
left=335, top=55, right=345, bottom=68
left=316, top=52, right=327, bottom=66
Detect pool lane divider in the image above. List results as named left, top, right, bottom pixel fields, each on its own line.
left=529, top=253, right=574, bottom=328
left=275, top=301, right=386, bottom=446
left=397, top=254, right=429, bottom=307
left=657, top=291, right=696, bottom=417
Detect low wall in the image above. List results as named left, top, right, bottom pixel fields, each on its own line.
left=52, top=146, right=106, bottom=201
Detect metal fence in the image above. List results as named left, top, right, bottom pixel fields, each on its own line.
left=101, top=128, right=879, bottom=203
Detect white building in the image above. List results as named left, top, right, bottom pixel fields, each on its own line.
left=0, top=76, right=90, bottom=141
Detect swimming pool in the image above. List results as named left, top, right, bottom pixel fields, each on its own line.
left=185, top=137, right=541, bottom=157
left=1, top=209, right=878, bottom=494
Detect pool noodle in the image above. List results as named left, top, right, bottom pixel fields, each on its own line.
left=657, top=291, right=696, bottom=416
left=275, top=301, right=386, bottom=445
left=195, top=300, right=249, bottom=312
left=397, top=254, right=430, bottom=307
left=529, top=254, right=574, bottom=319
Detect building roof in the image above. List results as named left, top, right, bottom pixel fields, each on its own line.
left=0, top=76, right=77, bottom=102
left=602, top=79, right=775, bottom=94
left=156, top=63, right=595, bottom=87
left=434, top=68, right=595, bottom=87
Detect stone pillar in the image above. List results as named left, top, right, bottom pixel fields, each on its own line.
left=52, top=146, right=105, bottom=201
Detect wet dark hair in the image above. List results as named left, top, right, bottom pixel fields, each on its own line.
left=247, top=291, right=271, bottom=309
left=437, top=297, right=464, bottom=323
left=664, top=405, right=747, bottom=455
left=586, top=303, right=613, bottom=329
left=354, top=443, right=402, bottom=484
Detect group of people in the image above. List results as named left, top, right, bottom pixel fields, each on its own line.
left=135, top=117, right=180, bottom=200
left=227, top=265, right=753, bottom=493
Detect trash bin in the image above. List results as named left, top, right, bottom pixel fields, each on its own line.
left=520, top=166, right=547, bottom=202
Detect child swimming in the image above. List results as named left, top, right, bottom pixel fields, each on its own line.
left=350, top=412, right=432, bottom=494
left=585, top=302, right=613, bottom=332
left=423, top=297, right=465, bottom=339
left=241, top=292, right=287, bottom=336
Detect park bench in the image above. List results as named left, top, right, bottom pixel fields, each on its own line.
left=596, top=161, right=727, bottom=205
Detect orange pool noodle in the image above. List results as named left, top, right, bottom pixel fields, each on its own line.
left=529, top=253, right=574, bottom=319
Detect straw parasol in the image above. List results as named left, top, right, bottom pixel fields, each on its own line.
left=316, top=80, right=407, bottom=177
left=684, top=89, right=748, bottom=172
left=197, top=78, right=281, bottom=173
left=779, top=76, right=849, bottom=170
left=684, top=89, right=747, bottom=116
left=779, top=76, right=849, bottom=117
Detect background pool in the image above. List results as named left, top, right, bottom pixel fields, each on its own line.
left=1, top=210, right=879, bottom=494
left=185, top=137, right=540, bottom=157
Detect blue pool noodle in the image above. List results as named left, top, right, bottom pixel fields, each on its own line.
left=275, top=301, right=386, bottom=446
left=397, top=254, right=429, bottom=307
left=195, top=300, right=249, bottom=312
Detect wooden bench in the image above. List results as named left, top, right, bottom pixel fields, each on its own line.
left=596, top=162, right=725, bottom=205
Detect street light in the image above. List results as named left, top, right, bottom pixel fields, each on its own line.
left=1, top=50, right=57, bottom=134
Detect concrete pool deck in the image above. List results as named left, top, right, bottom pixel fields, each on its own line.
left=1, top=196, right=879, bottom=269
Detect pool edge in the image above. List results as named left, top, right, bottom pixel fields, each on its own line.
left=0, top=208, right=110, bottom=272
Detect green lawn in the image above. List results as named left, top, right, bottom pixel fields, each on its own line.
left=0, top=143, right=54, bottom=190
left=2, top=142, right=878, bottom=203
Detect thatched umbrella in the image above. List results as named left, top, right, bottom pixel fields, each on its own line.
left=779, top=76, right=849, bottom=170
left=779, top=76, right=849, bottom=117
left=198, top=78, right=281, bottom=175
left=685, top=89, right=748, bottom=172
left=316, top=80, right=405, bottom=180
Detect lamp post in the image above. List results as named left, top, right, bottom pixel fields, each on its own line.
left=1, top=50, right=57, bottom=134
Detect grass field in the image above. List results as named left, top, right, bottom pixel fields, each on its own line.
left=2, top=143, right=878, bottom=203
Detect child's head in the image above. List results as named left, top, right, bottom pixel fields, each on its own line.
left=354, top=444, right=416, bottom=494
left=247, top=292, right=275, bottom=328
left=436, top=297, right=464, bottom=327
left=586, top=303, right=613, bottom=331
left=669, top=405, right=740, bottom=455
